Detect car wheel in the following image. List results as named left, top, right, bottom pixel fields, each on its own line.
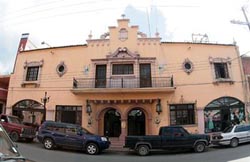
left=230, top=138, right=239, bottom=148
left=194, top=142, right=206, bottom=153
left=86, top=143, right=99, bottom=155
left=137, top=145, right=150, bottom=156
left=43, top=138, right=54, bottom=150
left=10, top=131, right=19, bottom=142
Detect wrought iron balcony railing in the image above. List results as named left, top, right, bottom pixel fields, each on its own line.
left=73, top=77, right=174, bottom=89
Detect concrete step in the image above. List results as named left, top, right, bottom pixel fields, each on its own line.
left=108, top=137, right=124, bottom=150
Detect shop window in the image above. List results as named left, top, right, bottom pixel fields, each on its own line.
left=55, top=106, right=82, bottom=125
left=112, top=64, right=133, bottom=75
left=204, top=97, right=245, bottom=133
left=170, top=104, right=195, bottom=125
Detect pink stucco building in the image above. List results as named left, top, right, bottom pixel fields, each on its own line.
left=6, top=18, right=246, bottom=147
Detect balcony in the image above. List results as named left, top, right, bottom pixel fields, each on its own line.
left=71, top=77, right=175, bottom=94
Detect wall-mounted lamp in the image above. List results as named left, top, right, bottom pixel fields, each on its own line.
left=156, top=99, right=162, bottom=115
left=86, top=100, right=92, bottom=116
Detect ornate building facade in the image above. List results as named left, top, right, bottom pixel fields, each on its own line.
left=6, top=18, right=246, bottom=146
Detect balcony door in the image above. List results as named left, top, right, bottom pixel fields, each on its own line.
left=95, top=65, right=106, bottom=88
left=140, top=64, right=152, bottom=87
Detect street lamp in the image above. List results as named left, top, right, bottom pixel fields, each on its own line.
left=41, top=92, right=50, bottom=122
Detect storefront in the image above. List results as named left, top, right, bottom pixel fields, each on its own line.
left=204, top=96, right=245, bottom=133
left=12, top=100, right=44, bottom=128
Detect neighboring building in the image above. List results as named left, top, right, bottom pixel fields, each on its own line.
left=6, top=18, right=246, bottom=145
left=0, top=75, right=10, bottom=114
left=241, top=56, right=250, bottom=122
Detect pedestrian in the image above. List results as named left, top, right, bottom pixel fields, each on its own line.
left=233, top=112, right=240, bottom=125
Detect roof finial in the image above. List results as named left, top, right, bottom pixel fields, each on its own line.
left=121, top=14, right=126, bottom=19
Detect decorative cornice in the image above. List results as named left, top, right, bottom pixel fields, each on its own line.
left=106, top=47, right=140, bottom=59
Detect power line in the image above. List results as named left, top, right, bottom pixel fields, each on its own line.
left=8, top=80, right=245, bottom=92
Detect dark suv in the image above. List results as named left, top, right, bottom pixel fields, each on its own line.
left=37, top=121, right=110, bottom=155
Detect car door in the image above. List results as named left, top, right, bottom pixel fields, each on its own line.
left=246, top=125, right=250, bottom=142
left=64, top=126, right=83, bottom=149
left=234, top=125, right=248, bottom=143
left=161, top=127, right=173, bottom=148
left=171, top=128, right=190, bottom=147
left=52, top=125, right=67, bottom=146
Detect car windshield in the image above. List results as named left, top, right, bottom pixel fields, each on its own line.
left=0, top=125, right=20, bottom=158
left=7, top=116, right=22, bottom=124
left=79, top=127, right=93, bottom=135
left=222, top=126, right=233, bottom=133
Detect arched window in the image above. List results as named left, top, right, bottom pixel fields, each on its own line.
left=12, top=99, right=44, bottom=125
left=204, top=97, right=245, bottom=133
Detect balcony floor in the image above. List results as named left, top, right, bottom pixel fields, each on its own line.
left=71, top=87, right=176, bottom=94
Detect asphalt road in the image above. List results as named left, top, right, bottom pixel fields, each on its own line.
left=17, top=141, right=250, bottom=162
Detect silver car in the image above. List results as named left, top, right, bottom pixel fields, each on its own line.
left=212, top=124, right=250, bottom=147
left=0, top=124, right=35, bottom=162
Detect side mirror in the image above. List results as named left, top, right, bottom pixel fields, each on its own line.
left=77, top=131, right=83, bottom=136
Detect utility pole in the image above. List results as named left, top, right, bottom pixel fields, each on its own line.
left=231, top=6, right=250, bottom=31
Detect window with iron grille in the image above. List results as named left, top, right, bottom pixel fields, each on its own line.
left=170, top=104, right=195, bottom=125
left=26, top=66, right=39, bottom=81
left=214, top=63, right=229, bottom=79
left=112, top=64, right=133, bottom=75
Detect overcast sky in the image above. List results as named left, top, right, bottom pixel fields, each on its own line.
left=1, top=0, right=250, bottom=74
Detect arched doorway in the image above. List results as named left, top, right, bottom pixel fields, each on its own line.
left=104, top=108, right=121, bottom=137
left=12, top=99, right=44, bottom=126
left=204, top=97, right=245, bottom=133
left=127, top=108, right=145, bottom=136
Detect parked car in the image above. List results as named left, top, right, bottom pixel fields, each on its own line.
left=0, top=114, right=36, bottom=142
left=124, top=125, right=210, bottom=156
left=37, top=121, right=110, bottom=155
left=212, top=124, right=250, bottom=147
left=0, top=124, right=36, bottom=162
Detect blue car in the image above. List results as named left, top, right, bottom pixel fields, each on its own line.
left=37, top=121, right=110, bottom=155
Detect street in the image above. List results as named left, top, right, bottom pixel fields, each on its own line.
left=17, top=141, right=250, bottom=162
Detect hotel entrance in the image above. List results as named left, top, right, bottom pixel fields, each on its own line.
left=104, top=108, right=121, bottom=137
left=127, top=108, right=145, bottom=136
